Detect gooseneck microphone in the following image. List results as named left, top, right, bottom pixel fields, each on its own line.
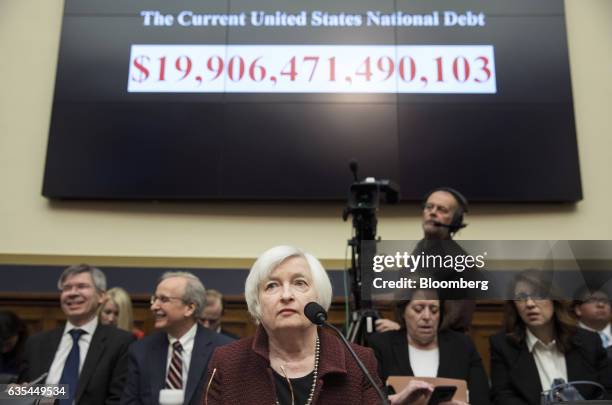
left=304, top=302, right=328, bottom=325
left=541, top=378, right=606, bottom=404
left=349, top=160, right=359, bottom=182
left=431, top=220, right=466, bottom=230
left=304, top=302, right=389, bottom=405
left=549, top=378, right=584, bottom=402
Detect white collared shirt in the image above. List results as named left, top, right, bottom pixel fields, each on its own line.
left=46, top=317, right=98, bottom=385
left=578, top=322, right=612, bottom=348
left=165, top=323, right=197, bottom=387
left=525, top=329, right=567, bottom=391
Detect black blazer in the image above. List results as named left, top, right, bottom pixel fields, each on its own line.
left=19, top=323, right=134, bottom=405
left=368, top=329, right=490, bottom=405
left=120, top=323, right=233, bottom=405
left=489, top=328, right=612, bottom=405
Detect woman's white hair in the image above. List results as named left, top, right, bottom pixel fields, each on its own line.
left=245, top=245, right=333, bottom=321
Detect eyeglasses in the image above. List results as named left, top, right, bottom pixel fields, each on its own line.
left=583, top=297, right=611, bottom=306
left=199, top=317, right=221, bottom=328
left=513, top=292, right=548, bottom=302
left=199, top=316, right=220, bottom=323
left=150, top=295, right=185, bottom=305
left=60, top=283, right=94, bottom=293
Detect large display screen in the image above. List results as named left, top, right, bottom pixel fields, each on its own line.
left=42, top=0, right=581, bottom=201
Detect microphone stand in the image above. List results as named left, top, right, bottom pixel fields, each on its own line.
left=320, top=321, right=389, bottom=405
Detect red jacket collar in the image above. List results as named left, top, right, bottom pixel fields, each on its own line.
left=251, top=325, right=348, bottom=376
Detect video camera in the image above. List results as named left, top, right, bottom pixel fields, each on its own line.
left=342, top=162, right=399, bottom=343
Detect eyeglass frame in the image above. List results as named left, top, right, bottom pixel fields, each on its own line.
left=150, top=295, right=187, bottom=305
left=59, top=282, right=96, bottom=293
left=581, top=297, right=611, bottom=306
left=513, top=292, right=550, bottom=302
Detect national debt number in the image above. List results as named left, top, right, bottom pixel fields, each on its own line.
left=128, top=45, right=496, bottom=94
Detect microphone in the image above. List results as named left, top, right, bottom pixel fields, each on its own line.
left=431, top=220, right=466, bottom=230
left=304, top=301, right=327, bottom=325
left=349, top=160, right=359, bottom=182
left=551, top=378, right=584, bottom=401
left=303, top=302, right=389, bottom=405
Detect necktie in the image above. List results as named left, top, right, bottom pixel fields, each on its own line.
left=165, top=341, right=184, bottom=389
left=59, top=329, right=86, bottom=405
left=600, top=332, right=610, bottom=348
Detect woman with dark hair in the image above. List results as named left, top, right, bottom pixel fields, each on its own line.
left=0, top=310, right=28, bottom=381
left=368, top=289, right=489, bottom=405
left=489, top=270, right=612, bottom=405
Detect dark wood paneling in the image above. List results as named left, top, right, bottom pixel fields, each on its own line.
left=0, top=293, right=504, bottom=375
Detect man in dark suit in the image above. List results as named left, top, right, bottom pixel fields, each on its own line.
left=121, top=272, right=232, bottom=405
left=573, top=287, right=611, bottom=357
left=198, top=289, right=239, bottom=340
left=19, top=264, right=134, bottom=405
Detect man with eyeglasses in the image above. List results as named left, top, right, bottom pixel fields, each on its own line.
left=573, top=287, right=612, bottom=359
left=199, top=289, right=239, bottom=340
left=19, top=264, right=134, bottom=405
left=121, top=272, right=232, bottom=405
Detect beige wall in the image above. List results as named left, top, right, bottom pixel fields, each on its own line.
left=1, top=0, right=611, bottom=265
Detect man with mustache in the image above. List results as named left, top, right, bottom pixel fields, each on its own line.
left=375, top=188, right=477, bottom=333
left=121, top=272, right=232, bottom=405
left=19, top=264, right=134, bottom=405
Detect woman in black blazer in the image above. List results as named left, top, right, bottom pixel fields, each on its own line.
left=368, top=289, right=490, bottom=405
left=489, top=270, right=612, bottom=405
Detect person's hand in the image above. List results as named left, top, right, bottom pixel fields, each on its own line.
left=388, top=380, right=433, bottom=405
left=375, top=318, right=401, bottom=332
left=440, top=401, right=469, bottom=405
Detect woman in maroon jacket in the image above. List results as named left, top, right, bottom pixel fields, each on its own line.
left=201, top=245, right=434, bottom=405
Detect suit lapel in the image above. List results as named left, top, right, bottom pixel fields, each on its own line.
left=510, top=344, right=542, bottom=405
left=75, top=325, right=107, bottom=402
left=566, top=348, right=586, bottom=381
left=149, top=332, right=169, bottom=405
left=391, top=331, right=413, bottom=375
left=39, top=328, right=64, bottom=377
left=184, top=325, right=213, bottom=405
left=436, top=332, right=451, bottom=377
left=566, top=332, right=598, bottom=381
left=566, top=338, right=599, bottom=398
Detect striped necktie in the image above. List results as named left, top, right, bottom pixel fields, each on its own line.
left=165, top=341, right=184, bottom=389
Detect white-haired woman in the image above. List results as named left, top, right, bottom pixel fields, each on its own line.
left=202, top=246, right=435, bottom=404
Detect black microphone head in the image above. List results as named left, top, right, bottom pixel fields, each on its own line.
left=349, top=160, right=359, bottom=181
left=304, top=302, right=327, bottom=325
left=431, top=220, right=452, bottom=228
left=432, top=220, right=466, bottom=230
left=552, top=378, right=566, bottom=388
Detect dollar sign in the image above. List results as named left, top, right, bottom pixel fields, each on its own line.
left=132, top=55, right=150, bottom=83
